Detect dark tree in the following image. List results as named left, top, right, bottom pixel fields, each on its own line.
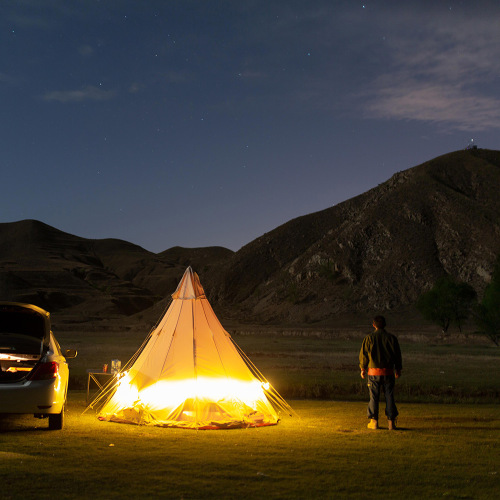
left=474, top=257, right=500, bottom=346
left=417, top=276, right=477, bottom=333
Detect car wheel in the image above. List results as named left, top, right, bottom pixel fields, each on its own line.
left=48, top=406, right=64, bottom=430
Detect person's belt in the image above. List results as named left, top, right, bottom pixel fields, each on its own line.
left=367, top=367, right=394, bottom=376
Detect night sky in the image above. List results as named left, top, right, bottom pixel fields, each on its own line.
left=2, top=1, right=499, bottom=252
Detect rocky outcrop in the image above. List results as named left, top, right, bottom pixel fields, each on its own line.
left=206, top=149, right=500, bottom=323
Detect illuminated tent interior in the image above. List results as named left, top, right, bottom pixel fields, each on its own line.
left=93, top=267, right=292, bottom=429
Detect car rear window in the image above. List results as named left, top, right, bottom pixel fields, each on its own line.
left=0, top=307, right=46, bottom=338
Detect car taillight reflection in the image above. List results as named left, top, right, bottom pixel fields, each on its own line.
left=28, top=362, right=59, bottom=380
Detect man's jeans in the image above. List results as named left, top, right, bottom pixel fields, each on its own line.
left=367, top=375, right=398, bottom=421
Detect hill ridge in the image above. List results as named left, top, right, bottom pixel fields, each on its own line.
left=1, top=149, right=499, bottom=326
left=205, top=149, right=500, bottom=323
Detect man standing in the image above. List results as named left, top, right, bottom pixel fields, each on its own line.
left=359, top=316, right=402, bottom=430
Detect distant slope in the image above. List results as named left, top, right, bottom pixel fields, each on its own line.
left=206, top=149, right=500, bottom=324
left=0, top=220, right=233, bottom=319
left=2, top=149, right=499, bottom=326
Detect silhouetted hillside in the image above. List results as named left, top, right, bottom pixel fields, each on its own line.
left=0, top=220, right=232, bottom=319
left=1, top=149, right=499, bottom=327
left=206, top=149, right=500, bottom=324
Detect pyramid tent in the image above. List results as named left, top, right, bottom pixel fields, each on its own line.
left=96, top=267, right=290, bottom=429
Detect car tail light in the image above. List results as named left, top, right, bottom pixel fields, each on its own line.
left=28, top=362, right=59, bottom=380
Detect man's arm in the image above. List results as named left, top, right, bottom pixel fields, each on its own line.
left=394, top=337, right=403, bottom=378
left=359, top=338, right=368, bottom=378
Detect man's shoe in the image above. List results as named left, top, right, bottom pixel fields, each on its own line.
left=388, top=419, right=397, bottom=430
left=367, top=419, right=378, bottom=430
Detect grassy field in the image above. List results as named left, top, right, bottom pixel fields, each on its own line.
left=2, top=324, right=499, bottom=499
left=57, top=324, right=500, bottom=404
left=234, top=332, right=500, bottom=402
left=1, top=395, right=498, bottom=499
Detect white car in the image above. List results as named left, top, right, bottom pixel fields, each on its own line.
left=0, top=302, right=77, bottom=430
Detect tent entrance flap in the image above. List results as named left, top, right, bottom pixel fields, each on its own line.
left=95, top=267, right=292, bottom=429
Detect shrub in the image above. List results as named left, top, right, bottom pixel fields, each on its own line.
left=417, top=275, right=477, bottom=333
left=474, top=256, right=500, bottom=346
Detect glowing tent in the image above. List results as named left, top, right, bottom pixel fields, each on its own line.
left=94, top=267, right=290, bottom=429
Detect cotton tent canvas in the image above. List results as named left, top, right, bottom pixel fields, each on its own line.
left=96, top=267, right=288, bottom=429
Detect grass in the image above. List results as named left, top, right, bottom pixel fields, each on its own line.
left=58, top=326, right=500, bottom=403
left=232, top=332, right=500, bottom=403
left=1, top=394, right=499, bottom=499
left=3, top=325, right=499, bottom=498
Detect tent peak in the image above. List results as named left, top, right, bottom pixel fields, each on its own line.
left=171, top=266, right=206, bottom=300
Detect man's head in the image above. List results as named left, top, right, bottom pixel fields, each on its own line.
left=372, top=315, right=386, bottom=329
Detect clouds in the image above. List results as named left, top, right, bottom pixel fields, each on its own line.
left=367, top=84, right=500, bottom=132
left=78, top=44, right=94, bottom=57
left=260, top=1, right=500, bottom=131
left=0, top=72, right=18, bottom=85
left=219, top=1, right=500, bottom=133
left=362, top=5, right=500, bottom=131
left=42, top=85, right=116, bottom=103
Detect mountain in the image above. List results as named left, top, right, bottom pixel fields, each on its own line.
left=206, top=149, right=500, bottom=324
left=1, top=149, right=499, bottom=327
left=0, top=220, right=233, bottom=319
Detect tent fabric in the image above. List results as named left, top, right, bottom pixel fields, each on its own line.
left=98, top=267, right=280, bottom=429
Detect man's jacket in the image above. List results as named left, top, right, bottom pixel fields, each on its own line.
left=359, top=328, right=402, bottom=376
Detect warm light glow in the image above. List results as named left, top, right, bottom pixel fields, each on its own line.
left=112, top=373, right=139, bottom=408
left=111, top=372, right=271, bottom=412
